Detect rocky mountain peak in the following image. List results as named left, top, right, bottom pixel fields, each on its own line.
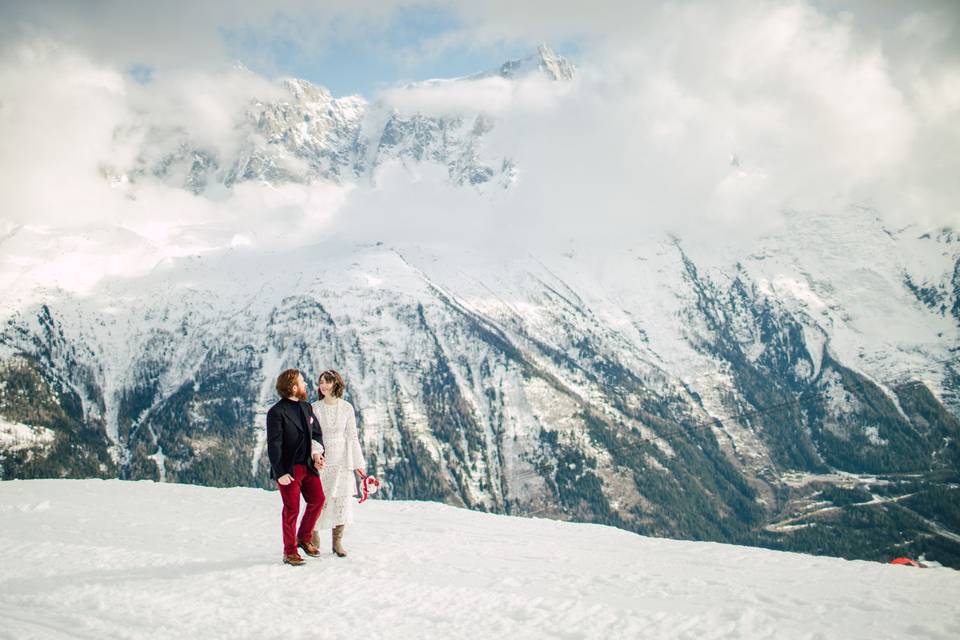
left=493, top=43, right=576, bottom=81
left=279, top=77, right=333, bottom=103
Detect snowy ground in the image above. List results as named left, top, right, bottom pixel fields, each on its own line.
left=1, top=480, right=958, bottom=639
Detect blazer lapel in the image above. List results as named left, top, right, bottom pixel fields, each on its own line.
left=295, top=401, right=310, bottom=433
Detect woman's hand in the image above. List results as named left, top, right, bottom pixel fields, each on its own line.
left=313, top=453, right=326, bottom=470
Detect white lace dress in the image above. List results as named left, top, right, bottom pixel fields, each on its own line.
left=311, top=399, right=366, bottom=529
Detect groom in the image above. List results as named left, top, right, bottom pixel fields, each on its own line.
left=266, top=368, right=326, bottom=565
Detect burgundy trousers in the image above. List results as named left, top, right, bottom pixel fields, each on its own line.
left=278, top=464, right=325, bottom=555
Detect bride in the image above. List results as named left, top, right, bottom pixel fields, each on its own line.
left=310, top=369, right=366, bottom=557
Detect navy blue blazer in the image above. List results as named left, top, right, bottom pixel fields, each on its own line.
left=265, top=398, right=324, bottom=480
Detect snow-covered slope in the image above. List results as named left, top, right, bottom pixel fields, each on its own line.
left=1, top=479, right=956, bottom=639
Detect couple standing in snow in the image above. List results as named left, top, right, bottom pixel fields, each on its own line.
left=266, top=368, right=367, bottom=566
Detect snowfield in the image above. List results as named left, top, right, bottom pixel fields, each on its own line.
left=1, top=480, right=958, bottom=639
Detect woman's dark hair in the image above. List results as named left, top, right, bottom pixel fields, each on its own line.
left=276, top=368, right=301, bottom=398
left=318, top=369, right=345, bottom=398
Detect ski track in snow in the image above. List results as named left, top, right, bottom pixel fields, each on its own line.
left=1, top=480, right=958, bottom=640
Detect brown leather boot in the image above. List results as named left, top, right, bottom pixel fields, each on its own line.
left=332, top=525, right=347, bottom=557
left=283, top=554, right=305, bottom=566
left=298, top=538, right=320, bottom=557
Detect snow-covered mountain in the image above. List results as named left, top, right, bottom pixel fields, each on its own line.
left=2, top=47, right=959, bottom=569
left=479, top=43, right=577, bottom=81
left=2, top=479, right=957, bottom=639
left=125, top=46, right=571, bottom=193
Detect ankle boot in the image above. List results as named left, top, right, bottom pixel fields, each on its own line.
left=332, top=525, right=347, bottom=557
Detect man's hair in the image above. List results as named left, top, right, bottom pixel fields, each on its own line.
left=276, top=368, right=302, bottom=398
left=318, top=369, right=345, bottom=399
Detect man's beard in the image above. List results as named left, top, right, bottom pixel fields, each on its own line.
left=296, top=387, right=308, bottom=401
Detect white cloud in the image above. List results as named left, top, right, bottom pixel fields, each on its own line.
left=125, top=67, right=287, bottom=163
left=0, top=39, right=352, bottom=298
left=0, top=38, right=135, bottom=229
left=386, top=0, right=958, bottom=236
left=379, top=75, right=565, bottom=116
left=1, top=0, right=958, bottom=301
left=0, top=0, right=431, bottom=85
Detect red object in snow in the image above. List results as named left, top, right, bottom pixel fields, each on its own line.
left=889, top=557, right=922, bottom=567
left=355, top=470, right=380, bottom=504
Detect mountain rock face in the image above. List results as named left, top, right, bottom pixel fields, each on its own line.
left=2, top=226, right=958, bottom=566
left=473, top=43, right=577, bottom=81
left=3, top=47, right=959, bottom=568
left=129, top=47, right=569, bottom=193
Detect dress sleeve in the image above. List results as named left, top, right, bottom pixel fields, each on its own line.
left=308, top=403, right=324, bottom=455
left=346, top=403, right=366, bottom=471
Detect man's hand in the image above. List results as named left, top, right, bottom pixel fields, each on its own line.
left=313, top=454, right=325, bottom=470
left=277, top=474, right=293, bottom=486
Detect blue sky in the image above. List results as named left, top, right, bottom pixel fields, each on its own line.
left=0, top=1, right=582, bottom=98
left=218, top=5, right=579, bottom=97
